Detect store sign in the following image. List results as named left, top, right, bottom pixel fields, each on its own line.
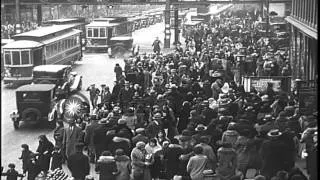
left=251, top=78, right=282, bottom=92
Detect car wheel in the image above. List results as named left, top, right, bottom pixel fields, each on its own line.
left=13, top=121, right=19, bottom=130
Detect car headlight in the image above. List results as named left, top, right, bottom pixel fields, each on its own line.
left=4, top=68, right=11, bottom=77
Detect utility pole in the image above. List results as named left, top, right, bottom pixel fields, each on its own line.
left=164, top=0, right=171, bottom=49
left=15, top=0, right=21, bottom=34
left=173, top=7, right=180, bottom=45
left=266, top=0, right=270, bottom=37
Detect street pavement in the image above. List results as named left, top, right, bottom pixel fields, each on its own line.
left=1, top=21, right=181, bottom=179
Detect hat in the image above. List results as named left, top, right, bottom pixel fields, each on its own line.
left=124, top=81, right=130, bottom=85
left=8, top=163, right=15, bottom=168
left=263, top=114, right=275, bottom=122
left=135, top=128, right=145, bottom=134
left=212, top=71, right=223, bottom=78
left=261, top=95, right=270, bottom=102
left=219, top=98, right=232, bottom=106
left=219, top=93, right=229, bottom=99
left=136, top=141, right=146, bottom=148
left=153, top=113, right=163, bottom=120
left=267, top=129, right=282, bottom=138
left=101, top=84, right=106, bottom=87
left=118, top=118, right=126, bottom=125
left=113, top=106, right=120, bottom=112
left=195, top=124, right=207, bottom=132
left=98, top=118, right=110, bottom=125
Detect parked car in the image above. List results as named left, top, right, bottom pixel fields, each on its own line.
left=33, top=65, right=82, bottom=98
left=10, top=84, right=57, bottom=129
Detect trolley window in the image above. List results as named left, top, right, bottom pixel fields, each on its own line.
left=58, top=41, right=61, bottom=52
left=21, top=51, right=30, bottom=65
left=88, top=28, right=93, bottom=37
left=12, top=51, right=20, bottom=65
left=100, top=28, right=106, bottom=37
left=93, top=28, right=99, bottom=37
left=4, top=51, right=11, bottom=65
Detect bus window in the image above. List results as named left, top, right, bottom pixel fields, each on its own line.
left=100, top=28, right=106, bottom=37
left=21, top=51, right=30, bottom=65
left=4, top=51, right=11, bottom=65
left=94, top=28, right=99, bottom=37
left=88, top=28, right=93, bottom=37
left=12, top=51, right=20, bottom=65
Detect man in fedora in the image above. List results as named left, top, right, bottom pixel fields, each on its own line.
left=118, top=81, right=134, bottom=110
left=62, top=119, right=83, bottom=160
left=86, top=84, right=100, bottom=109
left=260, top=129, right=291, bottom=179
left=146, top=113, right=163, bottom=139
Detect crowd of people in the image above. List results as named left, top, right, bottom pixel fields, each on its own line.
left=1, top=10, right=317, bottom=180
left=1, top=21, right=38, bottom=39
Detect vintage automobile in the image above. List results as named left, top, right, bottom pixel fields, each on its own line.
left=10, top=84, right=57, bottom=129
left=33, top=65, right=82, bottom=98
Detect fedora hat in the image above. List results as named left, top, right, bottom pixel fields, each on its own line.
left=195, top=124, right=207, bottom=132
left=263, top=114, right=275, bottom=122
left=267, top=129, right=282, bottom=138
left=153, top=113, right=163, bottom=120
left=98, top=118, right=110, bottom=125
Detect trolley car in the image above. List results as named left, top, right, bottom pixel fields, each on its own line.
left=2, top=24, right=82, bottom=86
left=85, top=17, right=133, bottom=54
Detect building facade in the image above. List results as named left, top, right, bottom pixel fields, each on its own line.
left=285, top=0, right=317, bottom=83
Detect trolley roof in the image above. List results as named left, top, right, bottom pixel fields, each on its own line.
left=86, top=21, right=120, bottom=27
left=13, top=24, right=78, bottom=38
left=33, top=65, right=71, bottom=73
left=16, top=84, right=56, bottom=92
left=44, top=17, right=86, bottom=23
left=1, top=39, right=14, bottom=46
left=2, top=40, right=43, bottom=49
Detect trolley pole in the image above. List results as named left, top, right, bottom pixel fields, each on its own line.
left=37, top=5, right=42, bottom=26
left=15, top=0, right=22, bottom=34
left=173, top=7, right=180, bottom=45
left=164, top=0, right=171, bottom=49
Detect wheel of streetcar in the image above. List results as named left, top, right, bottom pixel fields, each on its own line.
left=13, top=120, right=19, bottom=130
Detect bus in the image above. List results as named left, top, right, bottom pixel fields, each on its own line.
left=2, top=24, right=82, bottom=86
left=85, top=17, right=133, bottom=54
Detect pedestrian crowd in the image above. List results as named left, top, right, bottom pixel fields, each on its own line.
left=1, top=21, right=38, bottom=39
left=1, top=10, right=317, bottom=180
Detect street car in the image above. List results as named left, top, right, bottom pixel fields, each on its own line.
left=33, top=65, right=82, bottom=98
left=10, top=84, right=57, bottom=129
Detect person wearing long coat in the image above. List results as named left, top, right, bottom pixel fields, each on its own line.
left=36, top=135, right=54, bottom=174
left=216, top=143, right=237, bottom=180
left=95, top=151, right=119, bottom=180
left=164, top=139, right=183, bottom=179
left=84, top=118, right=100, bottom=163
left=53, top=120, right=64, bottom=149
left=115, top=149, right=131, bottom=180
left=19, top=144, right=34, bottom=174
left=62, top=122, right=83, bottom=159
left=67, top=144, right=90, bottom=180
left=131, top=142, right=151, bottom=180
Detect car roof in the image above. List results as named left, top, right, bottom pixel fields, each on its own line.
left=33, top=65, right=71, bottom=73
left=16, top=84, right=56, bottom=92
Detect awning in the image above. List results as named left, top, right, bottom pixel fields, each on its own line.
left=285, top=16, right=317, bottom=40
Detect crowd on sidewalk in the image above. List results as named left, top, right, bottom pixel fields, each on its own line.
left=1, top=9, right=317, bottom=180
